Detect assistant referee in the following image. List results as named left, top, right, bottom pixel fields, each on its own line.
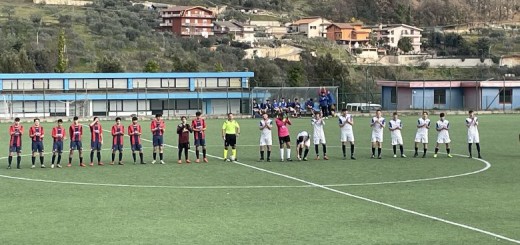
left=222, top=113, right=240, bottom=161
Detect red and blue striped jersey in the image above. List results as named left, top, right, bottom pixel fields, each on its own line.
left=9, top=124, right=24, bottom=146
left=111, top=124, right=125, bottom=145
left=90, top=123, right=103, bottom=143
left=128, top=124, right=142, bottom=145
left=69, top=123, right=83, bottom=141
left=52, top=126, right=66, bottom=142
left=29, top=126, right=44, bottom=142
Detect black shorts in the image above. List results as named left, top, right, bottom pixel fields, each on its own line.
left=225, top=134, right=237, bottom=147
left=279, top=135, right=291, bottom=145
left=178, top=142, right=190, bottom=149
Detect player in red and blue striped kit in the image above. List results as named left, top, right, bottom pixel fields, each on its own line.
left=51, top=119, right=66, bottom=168
left=191, top=111, right=208, bottom=163
left=8, top=118, right=24, bottom=169
left=128, top=117, right=144, bottom=164
left=68, top=116, right=85, bottom=167
left=151, top=114, right=165, bottom=164
left=29, top=118, right=45, bottom=168
left=111, top=117, right=125, bottom=165
left=89, top=117, right=104, bottom=166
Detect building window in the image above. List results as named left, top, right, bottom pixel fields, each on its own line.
left=161, top=78, right=175, bottom=88
left=218, top=78, right=229, bottom=87
left=391, top=30, right=394, bottom=35
left=185, top=19, right=190, bottom=23
left=411, top=30, right=414, bottom=35
left=390, top=87, right=397, bottom=104
left=194, top=19, right=198, bottom=23
left=203, top=19, right=207, bottom=24
left=310, top=26, right=316, bottom=29
left=391, top=37, right=394, bottom=43
left=499, top=88, right=512, bottom=104
left=434, top=89, right=446, bottom=104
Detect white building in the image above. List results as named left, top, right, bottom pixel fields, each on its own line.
left=374, top=24, right=423, bottom=53
left=290, top=17, right=331, bottom=38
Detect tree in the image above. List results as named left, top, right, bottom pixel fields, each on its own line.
left=214, top=62, right=224, bottom=72
left=55, top=29, right=68, bottom=73
left=397, top=37, right=413, bottom=53
left=143, top=60, right=160, bottom=72
left=286, top=63, right=305, bottom=87
left=96, top=56, right=124, bottom=73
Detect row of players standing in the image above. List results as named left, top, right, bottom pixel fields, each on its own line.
left=257, top=109, right=482, bottom=162
left=6, top=113, right=210, bottom=169
left=252, top=90, right=336, bottom=118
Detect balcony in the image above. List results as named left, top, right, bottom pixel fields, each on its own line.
left=182, top=23, right=214, bottom=27
left=184, top=14, right=214, bottom=18
left=181, top=31, right=215, bottom=36
left=161, top=13, right=181, bottom=18
left=160, top=23, right=172, bottom=27
left=402, top=33, right=422, bottom=37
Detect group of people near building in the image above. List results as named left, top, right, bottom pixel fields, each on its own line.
left=255, top=109, right=482, bottom=162
left=252, top=89, right=336, bottom=119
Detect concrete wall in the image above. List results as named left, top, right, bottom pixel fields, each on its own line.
left=382, top=87, right=465, bottom=110
left=481, top=88, right=520, bottom=110
left=34, top=0, right=92, bottom=6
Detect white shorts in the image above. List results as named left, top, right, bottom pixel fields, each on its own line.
left=298, top=139, right=311, bottom=148
left=259, top=135, right=272, bottom=146
left=313, top=135, right=326, bottom=145
left=437, top=136, right=451, bottom=144
left=340, top=131, right=355, bottom=142
left=415, top=133, right=428, bottom=144
left=371, top=133, right=383, bottom=143
left=391, top=135, right=403, bottom=146
left=468, top=133, right=480, bottom=143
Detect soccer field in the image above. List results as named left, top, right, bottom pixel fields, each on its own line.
left=0, top=114, right=519, bottom=244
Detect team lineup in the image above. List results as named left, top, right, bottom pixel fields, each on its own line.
left=6, top=109, right=482, bottom=169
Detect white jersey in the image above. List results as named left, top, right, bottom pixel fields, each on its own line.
left=389, top=119, right=403, bottom=145
left=415, top=118, right=430, bottom=143
left=371, top=116, right=385, bottom=142
left=436, top=119, right=451, bottom=143
left=297, top=131, right=311, bottom=147
left=466, top=117, right=480, bottom=143
left=338, top=115, right=353, bottom=132
left=259, top=119, right=273, bottom=146
left=339, top=114, right=355, bottom=142
left=312, top=118, right=326, bottom=144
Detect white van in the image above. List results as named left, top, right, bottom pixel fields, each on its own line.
left=346, top=103, right=382, bottom=112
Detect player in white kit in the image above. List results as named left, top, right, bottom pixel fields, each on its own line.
left=258, top=113, right=273, bottom=162
left=370, top=110, right=385, bottom=159
left=434, top=112, right=452, bottom=158
left=466, top=110, right=481, bottom=158
left=389, top=112, right=406, bottom=158
left=414, top=111, right=430, bottom=158
left=296, top=131, right=311, bottom=161
left=312, top=113, right=328, bottom=160
left=339, top=108, right=356, bottom=160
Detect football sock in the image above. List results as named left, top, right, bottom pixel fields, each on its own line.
left=377, top=148, right=382, bottom=156
left=351, top=145, right=355, bottom=155
left=184, top=149, right=189, bottom=160
left=17, top=156, right=21, bottom=168
left=224, top=149, right=228, bottom=159
left=232, top=149, right=237, bottom=159
left=52, top=155, right=56, bottom=164
left=132, top=153, right=136, bottom=162
left=314, top=145, right=319, bottom=155
left=159, top=153, right=163, bottom=161
left=322, top=144, right=327, bottom=155
left=40, top=156, right=44, bottom=165
left=267, top=150, right=271, bottom=159
left=298, top=148, right=302, bottom=158
left=393, top=145, right=397, bottom=155
left=57, top=155, right=62, bottom=164
left=468, top=143, right=472, bottom=155
left=342, top=144, right=346, bottom=156
left=90, top=151, right=94, bottom=163
left=286, top=149, right=291, bottom=159
left=399, top=145, right=404, bottom=155
left=8, top=156, right=12, bottom=166
left=139, top=153, right=144, bottom=163
left=178, top=149, right=182, bottom=160
left=112, top=153, right=115, bottom=162
left=32, top=156, right=35, bottom=166
left=304, top=149, right=309, bottom=158
left=280, top=149, right=284, bottom=160
left=196, top=150, right=200, bottom=159
left=153, top=153, right=157, bottom=160
left=415, top=147, right=418, bottom=154
left=79, top=157, right=83, bottom=164
left=69, top=157, right=72, bottom=164
left=97, top=152, right=101, bottom=163
left=476, top=143, right=481, bottom=153
left=435, top=148, right=439, bottom=154
left=119, top=152, right=123, bottom=162
left=203, top=149, right=207, bottom=158
left=260, top=150, right=264, bottom=159
left=423, top=148, right=427, bottom=154
left=371, top=147, right=375, bottom=156
left=447, top=148, right=451, bottom=154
